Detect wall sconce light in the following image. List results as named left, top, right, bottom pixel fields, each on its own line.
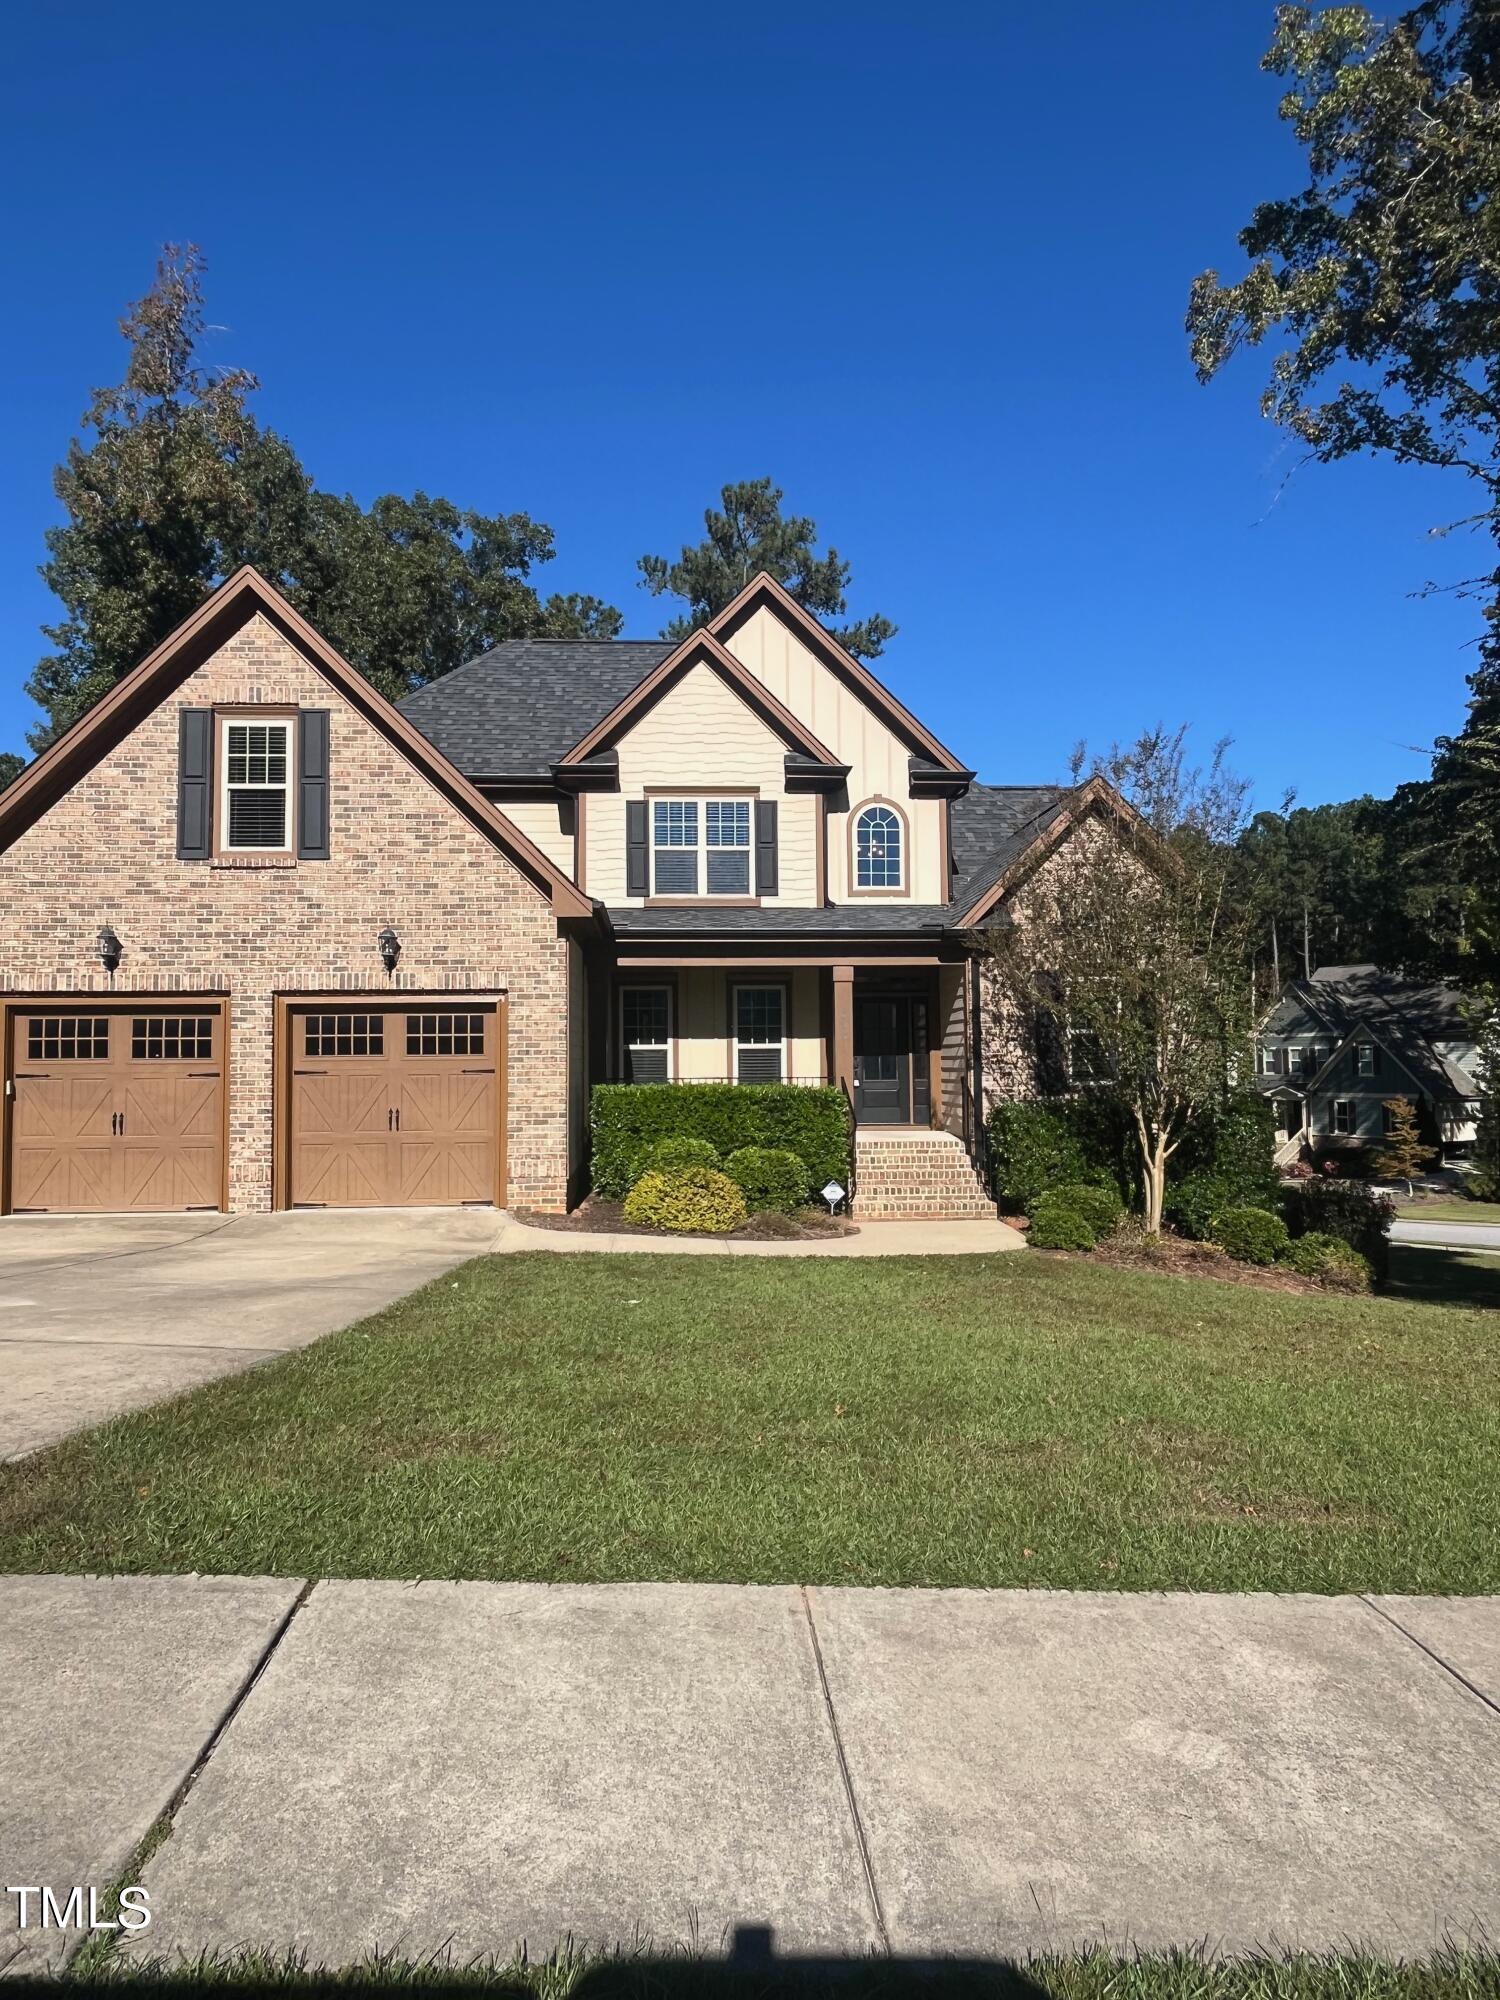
left=96, top=924, right=123, bottom=974
left=377, top=925, right=401, bottom=975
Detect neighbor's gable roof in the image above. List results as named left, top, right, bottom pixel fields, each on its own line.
left=0, top=567, right=593, bottom=920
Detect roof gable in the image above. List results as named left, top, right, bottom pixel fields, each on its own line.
left=0, top=568, right=591, bottom=919
left=707, top=572, right=968, bottom=774
left=560, top=625, right=840, bottom=766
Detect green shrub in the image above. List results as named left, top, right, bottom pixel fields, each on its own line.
left=986, top=1100, right=1125, bottom=1213
left=724, top=1146, right=808, bottom=1213
left=1284, top=1231, right=1373, bottom=1291
left=1280, top=1177, right=1393, bottom=1282
left=622, top=1166, right=747, bottom=1234
left=1027, top=1191, right=1099, bottom=1250
left=1314, top=1240, right=1375, bottom=1293
left=1163, top=1091, right=1279, bottom=1239
left=592, top=1084, right=849, bottom=1199
left=1054, top=1181, right=1123, bottom=1236
left=1210, top=1205, right=1290, bottom=1266
left=643, top=1135, right=721, bottom=1175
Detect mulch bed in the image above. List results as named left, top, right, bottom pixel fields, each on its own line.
left=512, top=1196, right=858, bottom=1243
left=1088, top=1231, right=1328, bottom=1297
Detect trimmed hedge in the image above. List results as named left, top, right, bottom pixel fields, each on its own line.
left=1162, top=1091, right=1280, bottom=1241
left=1210, top=1205, right=1290, bottom=1266
left=725, top=1147, right=808, bottom=1213
left=622, top=1166, right=747, bottom=1234
left=1028, top=1192, right=1099, bottom=1250
left=1280, top=1177, right=1393, bottom=1283
left=643, top=1135, right=722, bottom=1175
left=593, top=1083, right=849, bottom=1200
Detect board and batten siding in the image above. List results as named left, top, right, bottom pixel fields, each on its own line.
left=723, top=604, right=948, bottom=904
left=585, top=662, right=818, bottom=906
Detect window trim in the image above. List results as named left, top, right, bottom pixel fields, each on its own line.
left=729, top=981, right=789, bottom=1085
left=1356, top=1041, right=1377, bottom=1078
left=618, top=982, right=675, bottom=1082
left=1332, top=1098, right=1354, bottom=1135
left=846, top=796, right=911, bottom=899
left=215, top=708, right=296, bottom=859
left=1285, top=1045, right=1307, bottom=1075
left=645, top=791, right=759, bottom=902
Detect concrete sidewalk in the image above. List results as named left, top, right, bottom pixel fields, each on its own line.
left=2, top=1578, right=1497, bottom=1973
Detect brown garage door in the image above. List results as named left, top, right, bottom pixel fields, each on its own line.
left=8, top=1006, right=224, bottom=1213
left=288, top=1005, right=499, bottom=1208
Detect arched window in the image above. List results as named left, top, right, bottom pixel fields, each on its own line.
left=855, top=804, right=903, bottom=890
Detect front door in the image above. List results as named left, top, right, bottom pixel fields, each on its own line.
left=854, top=997, right=911, bottom=1124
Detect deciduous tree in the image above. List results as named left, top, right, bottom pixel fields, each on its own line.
left=984, top=729, right=1258, bottom=1233
left=638, top=478, right=895, bottom=658
left=1189, top=2, right=1500, bottom=981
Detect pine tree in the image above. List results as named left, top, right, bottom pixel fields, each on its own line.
left=1372, top=1099, right=1435, bottom=1194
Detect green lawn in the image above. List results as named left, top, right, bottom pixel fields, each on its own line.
left=1387, top=1240, right=1500, bottom=1311
left=1402, top=1198, right=1500, bottom=1225
left=3, top=1252, right=1498, bottom=1594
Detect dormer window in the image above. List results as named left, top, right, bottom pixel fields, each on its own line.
left=220, top=716, right=292, bottom=852
left=652, top=797, right=750, bottom=896
left=855, top=804, right=904, bottom=891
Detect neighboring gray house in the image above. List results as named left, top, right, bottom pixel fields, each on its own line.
left=1256, top=965, right=1485, bottom=1166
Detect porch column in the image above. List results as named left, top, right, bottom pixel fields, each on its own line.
left=832, top=962, right=855, bottom=1104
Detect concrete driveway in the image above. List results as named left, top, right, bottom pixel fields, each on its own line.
left=0, top=1208, right=505, bottom=1462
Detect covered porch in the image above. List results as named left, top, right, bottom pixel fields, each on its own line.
left=591, top=947, right=981, bottom=1143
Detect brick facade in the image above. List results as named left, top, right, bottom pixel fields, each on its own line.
left=0, top=613, right=571, bottom=1211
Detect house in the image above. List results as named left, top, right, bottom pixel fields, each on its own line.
left=0, top=566, right=1118, bottom=1221
left=1255, top=965, right=1485, bottom=1167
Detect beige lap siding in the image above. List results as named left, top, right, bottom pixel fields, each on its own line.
left=0, top=613, right=570, bottom=1211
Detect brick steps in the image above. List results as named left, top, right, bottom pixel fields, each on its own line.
left=851, top=1130, right=997, bottom=1222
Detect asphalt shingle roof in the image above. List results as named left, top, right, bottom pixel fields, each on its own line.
left=399, top=641, right=1072, bottom=927
left=607, top=904, right=955, bottom=937
left=398, top=639, right=674, bottom=777
left=1262, top=966, right=1480, bottom=1101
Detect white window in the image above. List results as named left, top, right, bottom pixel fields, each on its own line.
left=651, top=798, right=751, bottom=897
left=1333, top=1099, right=1353, bottom=1135
left=1068, top=1023, right=1108, bottom=1085
left=220, top=717, right=291, bottom=851
left=855, top=804, right=904, bottom=890
left=1286, top=1046, right=1306, bottom=1075
left=733, top=985, right=785, bottom=1083
left=620, top=986, right=672, bottom=1082
left=1357, top=1042, right=1377, bottom=1077
left=1259, top=1045, right=1280, bottom=1075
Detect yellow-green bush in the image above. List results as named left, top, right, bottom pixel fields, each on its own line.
left=622, top=1166, right=748, bottom=1234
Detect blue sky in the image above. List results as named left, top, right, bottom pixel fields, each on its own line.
left=0, top=1, right=1480, bottom=808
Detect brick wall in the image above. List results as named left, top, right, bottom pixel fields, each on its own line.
left=0, top=613, right=571, bottom=1210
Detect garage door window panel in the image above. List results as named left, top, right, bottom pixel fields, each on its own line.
left=132, top=1016, right=214, bottom=1061
left=305, top=1013, right=385, bottom=1058
left=406, top=1013, right=486, bottom=1058
left=27, top=1016, right=110, bottom=1061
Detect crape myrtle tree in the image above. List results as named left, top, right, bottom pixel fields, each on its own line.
left=1188, top=1, right=1500, bottom=983
left=27, top=245, right=621, bottom=746
left=638, top=477, right=897, bottom=659
left=982, top=728, right=1258, bottom=1234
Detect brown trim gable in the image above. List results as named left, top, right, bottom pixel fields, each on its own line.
left=560, top=625, right=840, bottom=768
left=953, top=776, right=1155, bottom=928
left=706, top=571, right=969, bottom=776
left=0, top=567, right=594, bottom=923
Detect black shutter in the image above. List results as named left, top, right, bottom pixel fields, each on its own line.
left=755, top=800, right=779, bottom=896
left=176, top=709, right=213, bottom=860
left=627, top=800, right=649, bottom=896
left=298, top=709, right=331, bottom=860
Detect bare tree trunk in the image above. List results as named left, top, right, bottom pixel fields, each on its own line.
left=1302, top=902, right=1312, bottom=979
left=1270, top=913, right=1280, bottom=992
left=1144, top=1142, right=1168, bottom=1233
